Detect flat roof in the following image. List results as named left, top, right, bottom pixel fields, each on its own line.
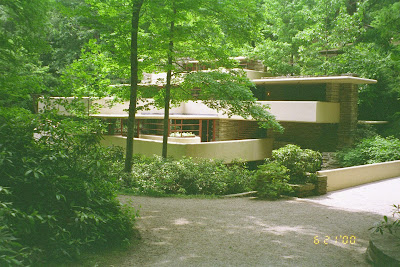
left=253, top=76, right=377, bottom=85
left=91, top=114, right=219, bottom=120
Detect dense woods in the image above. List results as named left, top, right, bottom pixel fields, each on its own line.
left=1, top=0, right=399, bottom=119
left=1, top=0, right=399, bottom=264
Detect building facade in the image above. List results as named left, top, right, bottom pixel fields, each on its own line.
left=39, top=71, right=376, bottom=162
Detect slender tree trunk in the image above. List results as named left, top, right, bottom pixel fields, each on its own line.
left=162, top=10, right=175, bottom=159
left=125, top=0, right=144, bottom=172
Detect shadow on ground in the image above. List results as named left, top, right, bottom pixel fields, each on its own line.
left=109, top=195, right=381, bottom=267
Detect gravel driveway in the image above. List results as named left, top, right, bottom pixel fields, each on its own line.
left=112, top=177, right=400, bottom=267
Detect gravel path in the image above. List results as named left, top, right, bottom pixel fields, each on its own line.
left=112, top=177, right=400, bottom=267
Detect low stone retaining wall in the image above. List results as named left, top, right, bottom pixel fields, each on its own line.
left=317, top=160, right=400, bottom=192
left=289, top=183, right=315, bottom=197
left=288, top=175, right=327, bottom=198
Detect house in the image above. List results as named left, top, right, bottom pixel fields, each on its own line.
left=39, top=66, right=377, bottom=162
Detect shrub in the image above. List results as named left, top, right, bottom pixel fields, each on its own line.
left=121, top=156, right=253, bottom=196
left=384, top=112, right=400, bottom=139
left=336, top=136, right=400, bottom=167
left=252, top=161, right=292, bottom=199
left=354, top=123, right=378, bottom=143
left=0, top=108, right=135, bottom=264
left=222, top=160, right=255, bottom=194
left=272, top=144, right=322, bottom=184
left=371, top=204, right=400, bottom=235
left=0, top=190, right=32, bottom=266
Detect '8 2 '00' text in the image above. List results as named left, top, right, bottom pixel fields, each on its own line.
left=314, top=235, right=356, bottom=245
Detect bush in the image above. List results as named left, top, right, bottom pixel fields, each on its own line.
left=121, top=156, right=254, bottom=196
left=252, top=161, right=292, bottom=199
left=272, top=144, right=322, bottom=184
left=336, top=136, right=400, bottom=167
left=0, top=108, right=135, bottom=264
left=0, top=191, right=32, bottom=267
left=371, top=204, right=400, bottom=235
left=384, top=112, right=400, bottom=139
left=354, top=123, right=378, bottom=142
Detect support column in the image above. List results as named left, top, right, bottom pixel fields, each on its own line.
left=326, top=83, right=340, bottom=102
left=337, top=83, right=358, bottom=148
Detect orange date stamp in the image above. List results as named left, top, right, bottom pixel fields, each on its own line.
left=313, top=235, right=356, bottom=245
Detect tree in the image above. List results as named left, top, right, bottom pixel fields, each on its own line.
left=0, top=0, right=51, bottom=109
left=251, top=0, right=400, bottom=122
left=60, top=39, right=118, bottom=97
left=247, top=0, right=313, bottom=75
left=63, top=0, right=282, bottom=166
left=138, top=0, right=280, bottom=158
left=161, top=7, right=175, bottom=159
left=125, top=0, right=144, bottom=172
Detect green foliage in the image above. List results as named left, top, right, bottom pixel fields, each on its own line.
left=121, top=145, right=322, bottom=199
left=252, top=161, right=292, bottom=199
left=121, top=154, right=299, bottom=200
left=336, top=136, right=400, bottom=167
left=42, top=0, right=99, bottom=81
left=0, top=0, right=51, bottom=109
left=384, top=112, right=400, bottom=139
left=121, top=156, right=253, bottom=196
left=247, top=0, right=400, bottom=125
left=61, top=40, right=118, bottom=97
left=0, top=190, right=31, bottom=267
left=272, top=144, right=322, bottom=184
left=371, top=204, right=400, bottom=235
left=0, top=108, right=134, bottom=264
left=180, top=69, right=283, bottom=132
left=251, top=145, right=322, bottom=198
left=354, top=123, right=378, bottom=143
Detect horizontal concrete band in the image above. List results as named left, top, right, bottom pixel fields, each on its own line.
left=317, top=160, right=400, bottom=192
left=101, top=135, right=273, bottom=163
left=39, top=98, right=341, bottom=123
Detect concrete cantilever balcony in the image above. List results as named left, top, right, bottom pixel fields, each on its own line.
left=38, top=97, right=340, bottom=124
left=92, top=99, right=340, bottom=124
left=258, top=101, right=340, bottom=123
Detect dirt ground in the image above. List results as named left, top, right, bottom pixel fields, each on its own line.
left=93, top=177, right=400, bottom=267
left=106, top=197, right=380, bottom=266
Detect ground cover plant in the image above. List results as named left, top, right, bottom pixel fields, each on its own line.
left=372, top=204, right=400, bottom=235
left=0, top=108, right=135, bottom=265
left=121, top=156, right=254, bottom=196
left=121, top=144, right=323, bottom=200
left=336, top=135, right=400, bottom=167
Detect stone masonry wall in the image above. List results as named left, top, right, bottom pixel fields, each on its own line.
left=326, top=83, right=340, bottom=102
left=217, top=120, right=266, bottom=141
left=272, top=122, right=338, bottom=151
left=217, top=120, right=240, bottom=141
left=326, top=83, right=358, bottom=148
left=338, top=83, right=358, bottom=148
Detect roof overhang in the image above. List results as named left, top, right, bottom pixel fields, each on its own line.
left=253, top=76, right=377, bottom=85
left=90, top=114, right=219, bottom=120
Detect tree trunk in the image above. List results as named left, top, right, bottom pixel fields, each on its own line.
left=125, top=0, right=144, bottom=172
left=162, top=11, right=175, bottom=159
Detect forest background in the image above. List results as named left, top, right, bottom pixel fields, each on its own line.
left=1, top=0, right=399, bottom=125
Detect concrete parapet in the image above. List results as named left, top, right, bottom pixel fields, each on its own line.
left=100, top=135, right=274, bottom=163
left=317, top=160, right=400, bottom=192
